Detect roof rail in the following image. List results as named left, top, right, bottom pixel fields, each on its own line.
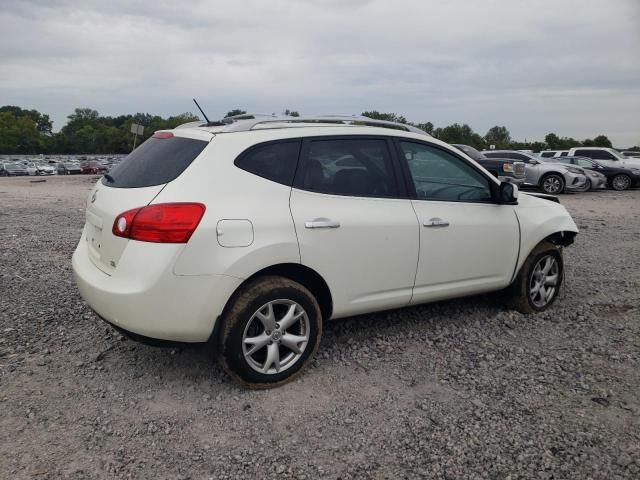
left=178, top=114, right=430, bottom=136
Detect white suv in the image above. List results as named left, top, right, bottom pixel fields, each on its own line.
left=73, top=115, right=578, bottom=387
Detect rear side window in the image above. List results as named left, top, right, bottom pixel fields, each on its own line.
left=297, top=138, right=398, bottom=197
left=103, top=135, right=208, bottom=188
left=540, top=152, right=555, bottom=158
left=235, top=141, right=301, bottom=186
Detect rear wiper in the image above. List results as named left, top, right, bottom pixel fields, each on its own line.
left=104, top=173, right=115, bottom=183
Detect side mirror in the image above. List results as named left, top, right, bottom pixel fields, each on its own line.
left=529, top=159, right=539, bottom=165
left=499, top=182, right=518, bottom=203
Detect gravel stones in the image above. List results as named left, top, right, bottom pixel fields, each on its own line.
left=0, top=177, right=639, bottom=479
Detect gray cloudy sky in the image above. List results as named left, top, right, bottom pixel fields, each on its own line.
left=1, top=0, right=639, bottom=146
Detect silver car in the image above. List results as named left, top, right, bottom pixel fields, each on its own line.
left=483, top=150, right=587, bottom=194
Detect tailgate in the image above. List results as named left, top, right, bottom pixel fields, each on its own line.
left=83, top=183, right=165, bottom=275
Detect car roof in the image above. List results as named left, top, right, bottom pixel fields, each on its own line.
left=174, top=114, right=431, bottom=138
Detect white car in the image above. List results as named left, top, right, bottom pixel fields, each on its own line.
left=538, top=150, right=569, bottom=158
left=72, top=115, right=578, bottom=387
left=25, top=162, right=56, bottom=176
left=567, top=147, right=640, bottom=169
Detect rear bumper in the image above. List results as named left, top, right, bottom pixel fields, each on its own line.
left=72, top=238, right=242, bottom=342
left=589, top=176, right=607, bottom=189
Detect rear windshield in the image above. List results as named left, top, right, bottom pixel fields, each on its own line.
left=102, top=135, right=208, bottom=188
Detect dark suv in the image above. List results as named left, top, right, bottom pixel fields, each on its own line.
left=451, top=144, right=526, bottom=186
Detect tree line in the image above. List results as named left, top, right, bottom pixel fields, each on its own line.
left=0, top=105, right=631, bottom=155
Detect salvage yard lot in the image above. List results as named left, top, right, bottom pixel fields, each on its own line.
left=1, top=175, right=639, bottom=479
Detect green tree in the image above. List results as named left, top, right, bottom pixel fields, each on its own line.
left=435, top=123, right=485, bottom=149
left=0, top=105, right=53, bottom=134
left=591, top=135, right=612, bottom=148
left=225, top=109, right=247, bottom=118
left=0, top=111, right=43, bottom=153
left=361, top=111, right=408, bottom=124
left=484, top=126, right=511, bottom=148
left=544, top=133, right=561, bottom=149
left=415, top=122, right=434, bottom=134
left=283, top=109, right=300, bottom=117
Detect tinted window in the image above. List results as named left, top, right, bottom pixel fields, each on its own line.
left=235, top=141, right=300, bottom=186
left=559, top=151, right=568, bottom=157
left=400, top=142, right=492, bottom=202
left=103, top=136, right=208, bottom=188
left=299, top=138, right=397, bottom=197
left=540, top=152, right=555, bottom=158
left=574, top=149, right=614, bottom=160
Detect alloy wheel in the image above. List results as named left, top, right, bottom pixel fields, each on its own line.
left=612, top=175, right=630, bottom=191
left=542, top=176, right=563, bottom=194
left=529, top=254, right=559, bottom=308
left=242, top=300, right=310, bottom=375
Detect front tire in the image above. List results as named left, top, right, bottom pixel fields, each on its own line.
left=504, top=241, right=563, bottom=314
left=611, top=174, right=631, bottom=191
left=218, top=276, right=323, bottom=388
left=540, top=174, right=565, bottom=194
left=577, top=179, right=591, bottom=192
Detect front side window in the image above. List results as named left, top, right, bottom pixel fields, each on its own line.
left=235, top=141, right=300, bottom=186
left=298, top=138, right=398, bottom=197
left=399, top=142, right=492, bottom=202
left=540, top=152, right=555, bottom=158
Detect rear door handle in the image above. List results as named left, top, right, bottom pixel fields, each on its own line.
left=305, top=218, right=341, bottom=229
left=424, top=218, right=450, bottom=228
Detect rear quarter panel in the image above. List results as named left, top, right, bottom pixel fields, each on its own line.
left=154, top=132, right=301, bottom=279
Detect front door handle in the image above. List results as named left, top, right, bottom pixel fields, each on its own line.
left=424, top=218, right=450, bottom=228
left=305, top=218, right=341, bottom=229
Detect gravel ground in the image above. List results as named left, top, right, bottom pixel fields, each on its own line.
left=1, top=176, right=639, bottom=480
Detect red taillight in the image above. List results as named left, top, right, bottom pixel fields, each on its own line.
left=112, top=203, right=206, bottom=243
left=152, top=131, right=174, bottom=139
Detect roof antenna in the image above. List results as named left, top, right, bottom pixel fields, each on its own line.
left=192, top=98, right=211, bottom=125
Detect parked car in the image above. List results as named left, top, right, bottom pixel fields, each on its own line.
left=567, top=147, right=640, bottom=169
left=483, top=150, right=587, bottom=194
left=72, top=114, right=578, bottom=387
left=547, top=157, right=607, bottom=191
left=80, top=161, right=109, bottom=175
left=451, top=144, right=526, bottom=186
left=57, top=162, right=83, bottom=175
left=0, top=162, right=29, bottom=176
left=539, top=150, right=569, bottom=158
left=555, top=156, right=640, bottom=191
left=25, top=162, right=56, bottom=176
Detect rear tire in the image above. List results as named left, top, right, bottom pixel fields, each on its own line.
left=611, top=174, right=631, bottom=191
left=504, top=241, right=563, bottom=314
left=218, top=276, right=323, bottom=388
left=540, top=174, right=565, bottom=194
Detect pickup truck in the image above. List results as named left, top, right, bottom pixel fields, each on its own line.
left=451, top=144, right=526, bottom=185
